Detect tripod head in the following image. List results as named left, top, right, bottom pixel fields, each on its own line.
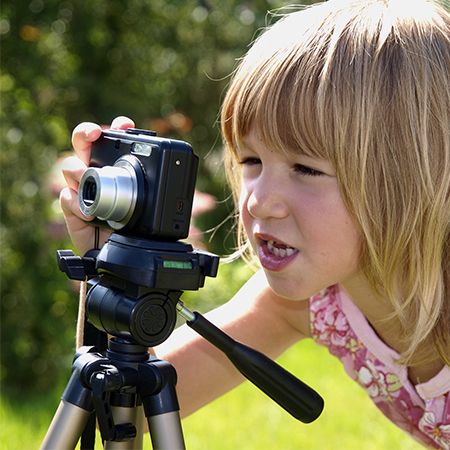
left=58, top=232, right=219, bottom=346
left=58, top=232, right=324, bottom=424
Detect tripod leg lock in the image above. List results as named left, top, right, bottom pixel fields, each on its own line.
left=67, top=347, right=139, bottom=443
left=90, top=367, right=137, bottom=442
left=61, top=346, right=107, bottom=412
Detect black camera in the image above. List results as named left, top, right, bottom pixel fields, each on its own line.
left=78, top=128, right=198, bottom=240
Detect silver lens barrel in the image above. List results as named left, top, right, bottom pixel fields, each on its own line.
left=78, top=159, right=138, bottom=230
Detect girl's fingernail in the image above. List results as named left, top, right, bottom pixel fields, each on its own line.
left=84, top=123, right=101, bottom=139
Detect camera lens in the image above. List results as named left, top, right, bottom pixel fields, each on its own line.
left=78, top=159, right=138, bottom=229
left=82, top=177, right=97, bottom=206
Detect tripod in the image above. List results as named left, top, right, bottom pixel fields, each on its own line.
left=41, top=338, right=185, bottom=450
left=41, top=233, right=324, bottom=449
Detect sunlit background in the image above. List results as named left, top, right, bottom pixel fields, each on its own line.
left=1, top=1, right=422, bottom=448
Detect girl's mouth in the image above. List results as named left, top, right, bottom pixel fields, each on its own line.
left=257, top=237, right=299, bottom=271
left=267, top=240, right=297, bottom=257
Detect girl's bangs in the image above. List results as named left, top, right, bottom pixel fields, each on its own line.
left=222, top=49, right=333, bottom=163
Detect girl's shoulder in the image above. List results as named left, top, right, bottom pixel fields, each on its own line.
left=308, top=285, right=450, bottom=448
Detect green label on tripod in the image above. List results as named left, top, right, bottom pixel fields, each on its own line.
left=163, top=260, right=193, bottom=270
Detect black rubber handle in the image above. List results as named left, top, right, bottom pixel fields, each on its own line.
left=186, top=312, right=324, bottom=423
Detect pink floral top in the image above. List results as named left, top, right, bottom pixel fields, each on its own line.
left=309, top=285, right=450, bottom=449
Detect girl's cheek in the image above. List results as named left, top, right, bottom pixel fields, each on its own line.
left=238, top=193, right=253, bottom=234
left=238, top=188, right=249, bottom=217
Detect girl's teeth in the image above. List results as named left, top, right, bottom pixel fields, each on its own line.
left=267, top=240, right=296, bottom=257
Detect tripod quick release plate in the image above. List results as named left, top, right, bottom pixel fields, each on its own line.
left=57, top=233, right=220, bottom=290
left=94, top=234, right=219, bottom=290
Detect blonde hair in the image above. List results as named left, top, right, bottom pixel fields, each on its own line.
left=221, top=0, right=450, bottom=366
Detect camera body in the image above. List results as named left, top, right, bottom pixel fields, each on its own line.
left=79, top=128, right=198, bottom=240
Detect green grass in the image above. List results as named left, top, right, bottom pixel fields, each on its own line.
left=2, top=339, right=422, bottom=450
left=182, top=340, right=422, bottom=450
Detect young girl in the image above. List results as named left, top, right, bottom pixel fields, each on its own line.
left=60, top=0, right=450, bottom=447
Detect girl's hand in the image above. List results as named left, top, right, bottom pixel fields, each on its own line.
left=59, top=116, right=135, bottom=255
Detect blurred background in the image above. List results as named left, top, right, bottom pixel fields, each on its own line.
left=0, top=1, right=422, bottom=448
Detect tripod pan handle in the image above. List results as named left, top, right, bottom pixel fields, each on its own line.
left=185, top=311, right=324, bottom=423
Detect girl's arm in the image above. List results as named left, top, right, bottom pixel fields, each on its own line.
left=154, top=270, right=311, bottom=417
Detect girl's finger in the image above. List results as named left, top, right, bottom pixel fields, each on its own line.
left=71, top=122, right=102, bottom=165
left=61, top=156, right=87, bottom=191
left=59, top=187, right=94, bottom=221
left=110, top=116, right=135, bottom=130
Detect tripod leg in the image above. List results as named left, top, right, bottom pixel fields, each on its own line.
left=40, top=400, right=91, bottom=450
left=147, top=411, right=185, bottom=450
left=104, top=405, right=144, bottom=450
left=139, top=359, right=186, bottom=449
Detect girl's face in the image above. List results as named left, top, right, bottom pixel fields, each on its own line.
left=238, top=128, right=362, bottom=300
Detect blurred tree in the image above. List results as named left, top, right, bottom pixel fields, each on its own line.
left=0, top=0, right=316, bottom=392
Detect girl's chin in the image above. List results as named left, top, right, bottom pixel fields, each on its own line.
left=263, top=272, right=315, bottom=301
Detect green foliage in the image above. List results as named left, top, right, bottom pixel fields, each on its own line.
left=1, top=0, right=300, bottom=392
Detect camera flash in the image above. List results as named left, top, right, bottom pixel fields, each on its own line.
left=131, top=142, right=154, bottom=157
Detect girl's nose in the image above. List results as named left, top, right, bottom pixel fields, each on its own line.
left=246, top=178, right=289, bottom=220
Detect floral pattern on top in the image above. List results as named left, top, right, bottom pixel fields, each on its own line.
left=309, top=286, right=450, bottom=449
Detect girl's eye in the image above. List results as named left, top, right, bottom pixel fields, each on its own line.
left=238, top=157, right=261, bottom=166
left=294, top=164, right=323, bottom=177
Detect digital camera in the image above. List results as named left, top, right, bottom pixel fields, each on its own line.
left=78, top=128, right=198, bottom=240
